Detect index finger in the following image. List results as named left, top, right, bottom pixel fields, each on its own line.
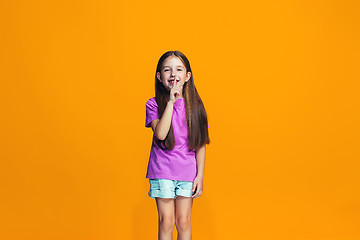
left=169, top=78, right=176, bottom=89
left=173, top=79, right=178, bottom=89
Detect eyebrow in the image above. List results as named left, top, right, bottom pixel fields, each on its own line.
left=163, top=65, right=185, bottom=68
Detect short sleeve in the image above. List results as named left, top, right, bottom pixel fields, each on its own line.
left=145, top=98, right=159, bottom=128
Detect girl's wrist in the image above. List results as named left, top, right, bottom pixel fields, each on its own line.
left=196, top=174, right=204, bottom=179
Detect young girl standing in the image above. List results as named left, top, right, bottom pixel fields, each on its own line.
left=145, top=50, right=210, bottom=240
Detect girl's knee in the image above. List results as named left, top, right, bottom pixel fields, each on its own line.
left=159, top=214, right=175, bottom=231
left=175, top=216, right=191, bottom=232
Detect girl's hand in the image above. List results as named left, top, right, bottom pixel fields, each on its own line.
left=191, top=176, right=203, bottom=199
left=169, top=80, right=183, bottom=104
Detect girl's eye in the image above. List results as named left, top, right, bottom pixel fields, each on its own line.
left=178, top=69, right=182, bottom=71
left=164, top=69, right=169, bottom=72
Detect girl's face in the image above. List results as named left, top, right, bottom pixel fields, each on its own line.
left=157, top=56, right=191, bottom=92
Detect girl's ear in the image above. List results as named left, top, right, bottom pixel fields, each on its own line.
left=185, top=72, right=191, bottom=82
left=156, top=72, right=162, bottom=82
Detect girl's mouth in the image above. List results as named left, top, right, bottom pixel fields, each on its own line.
left=168, top=79, right=179, bottom=84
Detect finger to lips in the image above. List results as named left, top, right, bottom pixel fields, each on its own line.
left=170, top=78, right=176, bottom=89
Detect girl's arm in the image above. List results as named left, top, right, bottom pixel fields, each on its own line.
left=150, top=101, right=174, bottom=140
left=192, top=144, right=206, bottom=198
left=150, top=80, right=182, bottom=140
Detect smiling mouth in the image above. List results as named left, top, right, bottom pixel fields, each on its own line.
left=168, top=79, right=180, bottom=84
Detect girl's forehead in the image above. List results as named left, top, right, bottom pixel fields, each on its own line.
left=162, top=56, right=185, bottom=67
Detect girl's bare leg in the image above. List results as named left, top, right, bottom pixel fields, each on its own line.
left=156, top=197, right=176, bottom=240
left=175, top=196, right=193, bottom=240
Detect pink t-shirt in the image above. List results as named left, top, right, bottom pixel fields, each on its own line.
left=145, top=97, right=197, bottom=182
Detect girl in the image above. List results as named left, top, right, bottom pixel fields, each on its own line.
left=145, top=50, right=210, bottom=240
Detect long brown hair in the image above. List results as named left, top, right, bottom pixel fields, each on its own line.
left=155, top=50, right=210, bottom=150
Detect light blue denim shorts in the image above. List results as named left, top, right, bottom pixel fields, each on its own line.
left=148, top=178, right=194, bottom=199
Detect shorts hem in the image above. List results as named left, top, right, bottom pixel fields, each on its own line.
left=176, top=189, right=194, bottom=198
left=148, top=190, right=175, bottom=199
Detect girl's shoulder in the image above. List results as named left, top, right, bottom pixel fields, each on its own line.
left=146, top=97, right=157, bottom=109
left=146, top=97, right=156, bottom=104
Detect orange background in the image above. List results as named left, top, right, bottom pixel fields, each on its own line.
left=1, top=0, right=359, bottom=239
